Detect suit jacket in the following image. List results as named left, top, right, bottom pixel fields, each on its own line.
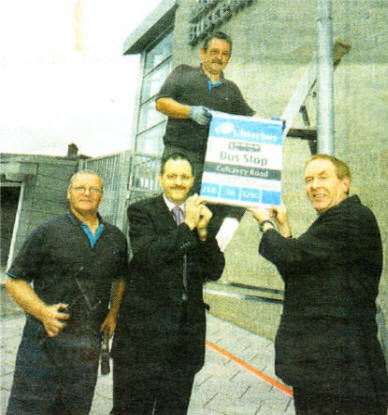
left=113, top=195, right=225, bottom=373
left=259, top=195, right=388, bottom=404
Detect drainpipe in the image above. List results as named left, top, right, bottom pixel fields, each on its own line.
left=316, top=0, right=334, bottom=155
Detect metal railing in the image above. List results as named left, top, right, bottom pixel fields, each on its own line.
left=128, top=152, right=161, bottom=202
left=80, top=151, right=131, bottom=231
left=79, top=150, right=163, bottom=229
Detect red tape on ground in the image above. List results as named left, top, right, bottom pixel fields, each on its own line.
left=206, top=340, right=293, bottom=397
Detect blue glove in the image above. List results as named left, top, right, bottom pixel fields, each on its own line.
left=189, top=106, right=212, bottom=125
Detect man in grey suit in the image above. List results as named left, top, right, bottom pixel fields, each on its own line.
left=249, top=154, right=388, bottom=414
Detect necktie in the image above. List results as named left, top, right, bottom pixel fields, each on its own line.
left=172, top=206, right=188, bottom=300
left=172, top=206, right=184, bottom=225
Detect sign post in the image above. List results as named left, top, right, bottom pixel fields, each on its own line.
left=201, top=112, right=285, bottom=208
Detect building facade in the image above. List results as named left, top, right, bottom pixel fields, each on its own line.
left=121, top=0, right=388, bottom=342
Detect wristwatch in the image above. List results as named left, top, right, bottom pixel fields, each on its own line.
left=259, top=220, right=275, bottom=232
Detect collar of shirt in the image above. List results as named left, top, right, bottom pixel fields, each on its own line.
left=81, top=223, right=104, bottom=248
left=66, top=210, right=105, bottom=248
left=207, top=77, right=222, bottom=93
left=162, top=195, right=186, bottom=215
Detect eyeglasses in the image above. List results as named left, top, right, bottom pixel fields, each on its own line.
left=71, top=187, right=102, bottom=195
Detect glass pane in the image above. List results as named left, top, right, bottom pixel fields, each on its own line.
left=132, top=155, right=161, bottom=192
left=138, top=100, right=165, bottom=133
left=144, top=31, right=173, bottom=74
left=135, top=123, right=165, bottom=155
left=141, top=59, right=172, bottom=102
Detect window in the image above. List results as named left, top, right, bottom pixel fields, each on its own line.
left=135, top=31, right=173, bottom=157
left=130, top=29, right=173, bottom=195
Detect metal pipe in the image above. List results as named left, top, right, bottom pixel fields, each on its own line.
left=316, top=0, right=335, bottom=154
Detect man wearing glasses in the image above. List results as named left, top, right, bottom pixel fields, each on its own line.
left=156, top=31, right=256, bottom=193
left=5, top=170, right=128, bottom=415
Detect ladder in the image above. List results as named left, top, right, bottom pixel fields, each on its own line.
left=283, top=38, right=351, bottom=154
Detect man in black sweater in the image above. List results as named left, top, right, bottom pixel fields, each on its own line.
left=156, top=31, right=255, bottom=192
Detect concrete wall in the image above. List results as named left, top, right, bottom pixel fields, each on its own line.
left=171, top=0, right=388, bottom=339
left=1, top=154, right=78, bottom=265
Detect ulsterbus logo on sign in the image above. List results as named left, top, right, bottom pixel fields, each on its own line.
left=215, top=122, right=235, bottom=136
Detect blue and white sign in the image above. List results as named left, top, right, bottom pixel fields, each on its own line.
left=200, top=111, right=285, bottom=207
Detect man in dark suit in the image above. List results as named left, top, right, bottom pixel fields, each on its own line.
left=249, top=154, right=388, bottom=414
left=111, top=152, right=225, bottom=415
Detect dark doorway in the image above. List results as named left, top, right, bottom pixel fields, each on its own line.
left=1, top=186, right=20, bottom=269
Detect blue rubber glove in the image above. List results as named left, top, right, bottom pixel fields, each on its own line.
left=189, top=106, right=212, bottom=125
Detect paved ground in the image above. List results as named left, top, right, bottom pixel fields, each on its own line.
left=0, top=310, right=295, bottom=415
